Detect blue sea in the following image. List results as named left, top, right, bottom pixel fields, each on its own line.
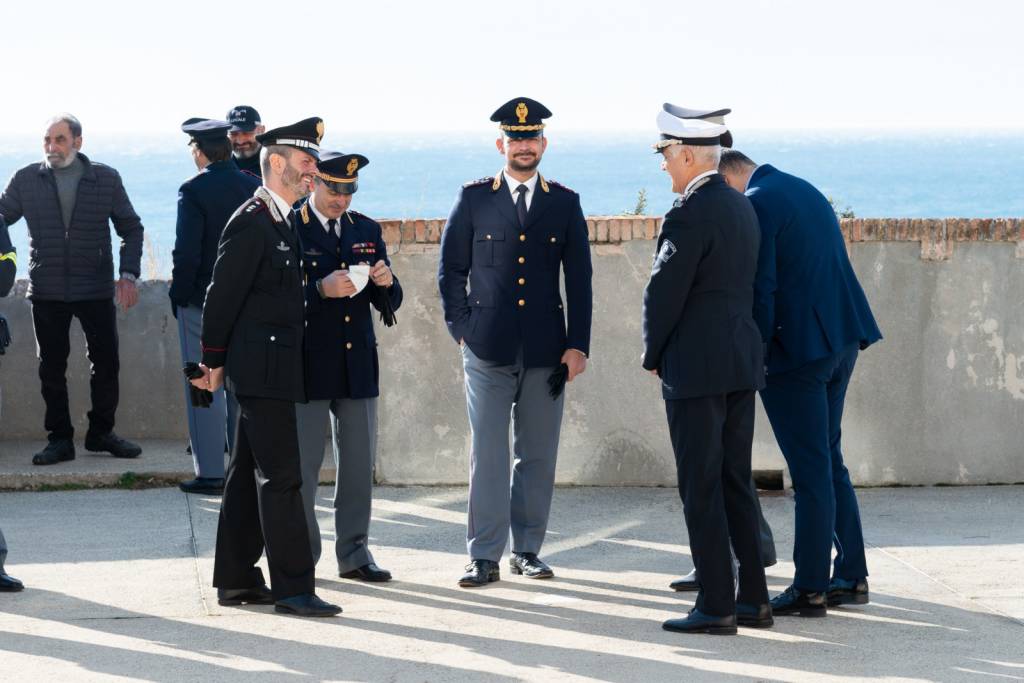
left=2, top=130, right=1023, bottom=277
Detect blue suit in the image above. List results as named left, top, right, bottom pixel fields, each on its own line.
left=746, top=164, right=882, bottom=592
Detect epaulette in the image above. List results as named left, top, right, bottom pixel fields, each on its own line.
left=463, top=177, right=494, bottom=189
left=347, top=209, right=370, bottom=221
left=546, top=179, right=577, bottom=194
left=243, top=198, right=267, bottom=214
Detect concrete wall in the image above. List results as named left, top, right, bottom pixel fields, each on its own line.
left=1, top=217, right=1022, bottom=486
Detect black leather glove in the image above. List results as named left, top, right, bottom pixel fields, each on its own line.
left=0, top=313, right=10, bottom=355
left=374, top=285, right=397, bottom=327
left=183, top=362, right=213, bottom=408
left=547, top=363, right=569, bottom=399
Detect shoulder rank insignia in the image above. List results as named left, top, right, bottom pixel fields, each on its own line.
left=244, top=198, right=266, bottom=214
left=462, top=176, right=494, bottom=189
left=300, top=204, right=310, bottom=225
left=546, top=179, right=576, bottom=194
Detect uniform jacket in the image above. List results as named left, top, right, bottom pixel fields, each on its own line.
left=642, top=174, right=764, bottom=400
left=0, top=153, right=144, bottom=301
left=233, top=153, right=262, bottom=178
left=296, top=202, right=402, bottom=400
left=170, top=160, right=260, bottom=310
left=200, top=188, right=305, bottom=402
left=746, top=165, right=882, bottom=375
left=438, top=172, right=593, bottom=368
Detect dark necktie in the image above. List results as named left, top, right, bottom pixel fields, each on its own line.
left=515, top=184, right=528, bottom=227
left=327, top=218, right=340, bottom=255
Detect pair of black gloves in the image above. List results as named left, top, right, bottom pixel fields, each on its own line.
left=183, top=361, right=213, bottom=408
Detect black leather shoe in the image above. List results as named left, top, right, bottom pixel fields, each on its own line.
left=341, top=563, right=392, bottom=582
left=32, top=439, right=75, bottom=466
left=85, top=432, right=142, bottom=459
left=827, top=577, right=869, bottom=606
left=771, top=585, right=827, bottom=617
left=217, top=584, right=274, bottom=606
left=510, top=552, right=554, bottom=579
left=0, top=571, right=25, bottom=592
left=736, top=602, right=774, bottom=628
left=459, top=559, right=500, bottom=587
left=663, top=609, right=737, bottom=635
left=669, top=568, right=699, bottom=592
left=275, top=593, right=342, bottom=617
left=179, top=477, right=225, bottom=494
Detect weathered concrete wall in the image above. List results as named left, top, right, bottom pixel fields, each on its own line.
left=1, top=217, right=1022, bottom=486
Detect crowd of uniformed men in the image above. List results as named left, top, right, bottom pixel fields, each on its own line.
left=0, top=98, right=881, bottom=632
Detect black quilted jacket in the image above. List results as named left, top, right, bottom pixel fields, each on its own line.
left=0, top=153, right=144, bottom=301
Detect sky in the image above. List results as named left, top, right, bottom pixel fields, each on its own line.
left=2, top=0, right=1022, bottom=136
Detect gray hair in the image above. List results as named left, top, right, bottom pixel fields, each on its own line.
left=260, top=144, right=294, bottom=177
left=45, top=113, right=82, bottom=138
left=666, top=143, right=721, bottom=167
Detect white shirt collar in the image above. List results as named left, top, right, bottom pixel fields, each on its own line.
left=306, top=196, right=337, bottom=233
left=262, top=186, right=294, bottom=224
left=743, top=165, right=760, bottom=193
left=683, top=169, right=718, bottom=197
left=503, top=170, right=538, bottom=210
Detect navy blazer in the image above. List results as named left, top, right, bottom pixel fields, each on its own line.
left=297, top=203, right=402, bottom=401
left=438, top=173, right=592, bottom=368
left=642, top=175, right=764, bottom=400
left=170, top=159, right=260, bottom=310
left=746, top=164, right=882, bottom=375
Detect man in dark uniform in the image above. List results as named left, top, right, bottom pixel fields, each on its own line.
left=0, top=215, right=24, bottom=592
left=226, top=105, right=265, bottom=177
left=719, top=150, right=882, bottom=616
left=189, top=117, right=340, bottom=617
left=438, top=97, right=593, bottom=587
left=295, top=151, right=402, bottom=581
left=642, top=108, right=770, bottom=635
left=172, top=118, right=260, bottom=495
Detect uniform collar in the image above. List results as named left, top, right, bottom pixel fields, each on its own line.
left=262, top=186, right=294, bottom=223
left=502, top=169, right=538, bottom=195
left=683, top=169, right=717, bottom=197
left=307, top=196, right=337, bottom=231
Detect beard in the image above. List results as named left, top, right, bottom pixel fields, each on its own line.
left=45, top=149, right=77, bottom=169
left=233, top=143, right=260, bottom=159
left=283, top=163, right=313, bottom=199
left=509, top=153, right=540, bottom=173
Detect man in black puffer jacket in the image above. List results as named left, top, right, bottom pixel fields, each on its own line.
left=0, top=113, right=144, bottom=465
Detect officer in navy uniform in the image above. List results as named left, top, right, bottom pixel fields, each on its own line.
left=0, top=215, right=24, bottom=592
left=642, top=107, right=770, bottom=634
left=294, top=151, right=402, bottom=582
left=438, top=97, right=593, bottom=587
left=226, top=105, right=265, bottom=177
left=172, top=118, right=260, bottom=495
left=190, top=117, right=340, bottom=617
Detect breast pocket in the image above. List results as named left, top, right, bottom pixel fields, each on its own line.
left=270, top=251, right=298, bottom=287
left=544, top=231, right=566, bottom=268
left=473, top=228, right=505, bottom=267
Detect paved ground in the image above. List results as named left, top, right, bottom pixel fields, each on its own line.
left=0, top=477, right=1021, bottom=682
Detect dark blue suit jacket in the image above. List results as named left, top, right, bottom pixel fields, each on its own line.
left=297, top=203, right=402, bottom=400
left=746, top=165, right=882, bottom=375
left=438, top=173, right=592, bottom=368
left=170, top=160, right=260, bottom=310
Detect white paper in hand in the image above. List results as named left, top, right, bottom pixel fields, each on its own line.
left=347, top=264, right=371, bottom=297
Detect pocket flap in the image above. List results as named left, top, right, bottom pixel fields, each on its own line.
left=247, top=325, right=295, bottom=346
left=468, top=291, right=494, bottom=307
left=475, top=228, right=505, bottom=242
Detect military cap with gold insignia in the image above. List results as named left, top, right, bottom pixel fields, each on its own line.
left=180, top=117, right=231, bottom=144
left=490, top=97, right=552, bottom=138
left=316, top=151, right=369, bottom=195
left=662, top=103, right=734, bottom=148
left=652, top=107, right=729, bottom=153
left=256, top=117, right=324, bottom=159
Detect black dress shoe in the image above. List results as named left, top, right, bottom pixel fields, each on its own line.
left=509, top=552, right=554, bottom=579
left=275, top=593, right=342, bottom=617
left=736, top=602, right=774, bottom=628
left=663, top=609, right=737, bottom=635
left=217, top=584, right=274, bottom=606
left=459, top=559, right=500, bottom=587
left=827, top=577, right=869, bottom=606
left=341, top=563, right=392, bottom=582
left=32, top=439, right=75, bottom=466
left=85, top=431, right=142, bottom=459
left=0, top=571, right=25, bottom=592
left=179, top=477, right=225, bottom=494
left=771, top=585, right=827, bottom=617
left=669, top=568, right=699, bottom=592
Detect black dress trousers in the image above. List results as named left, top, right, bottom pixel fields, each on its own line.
left=665, top=390, right=769, bottom=617
left=213, top=394, right=315, bottom=600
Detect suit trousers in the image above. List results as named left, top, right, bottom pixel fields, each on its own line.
left=31, top=299, right=118, bottom=441
left=760, top=342, right=868, bottom=592
left=462, top=344, right=563, bottom=562
left=666, top=391, right=769, bottom=617
left=176, top=304, right=233, bottom=478
left=213, top=395, right=315, bottom=600
left=295, top=398, right=377, bottom=572
left=0, top=526, right=7, bottom=569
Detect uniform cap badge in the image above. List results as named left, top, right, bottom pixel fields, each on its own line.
left=515, top=102, right=529, bottom=124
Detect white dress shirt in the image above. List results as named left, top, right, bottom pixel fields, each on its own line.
left=308, top=199, right=340, bottom=237
left=263, top=186, right=294, bottom=225
left=503, top=170, right=538, bottom=211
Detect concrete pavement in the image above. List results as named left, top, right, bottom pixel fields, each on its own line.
left=0, top=484, right=1021, bottom=681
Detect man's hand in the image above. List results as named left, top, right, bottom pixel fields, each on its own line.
left=188, top=364, right=224, bottom=392
left=641, top=353, right=659, bottom=377
left=562, top=348, right=587, bottom=382
left=115, top=278, right=139, bottom=311
left=370, top=260, right=393, bottom=288
left=320, top=270, right=357, bottom=298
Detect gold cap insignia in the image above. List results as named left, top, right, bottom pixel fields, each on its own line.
left=515, top=102, right=528, bottom=124
left=346, top=158, right=359, bottom=176
left=315, top=120, right=325, bottom=143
